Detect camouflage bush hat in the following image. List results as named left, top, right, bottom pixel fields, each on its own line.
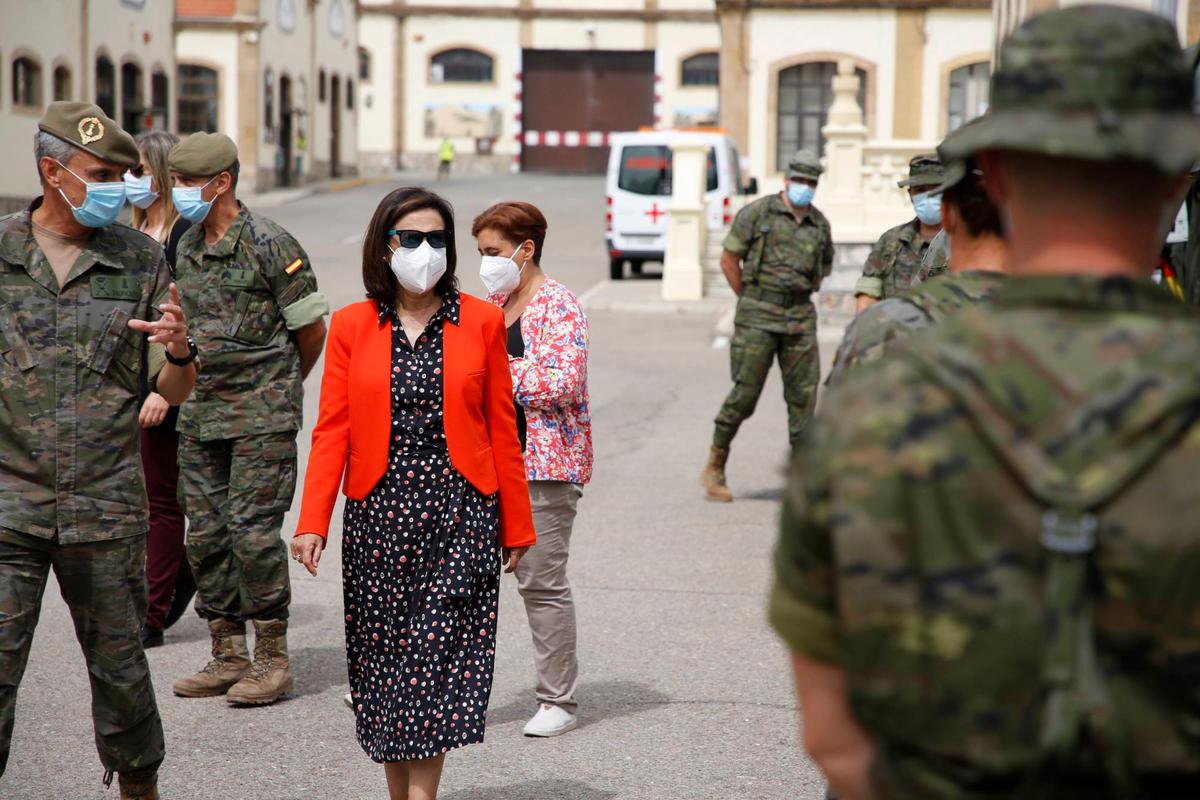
left=169, top=132, right=238, bottom=177
left=897, top=153, right=944, bottom=188
left=940, top=4, right=1200, bottom=174
left=37, top=101, right=139, bottom=168
left=933, top=118, right=987, bottom=193
left=786, top=150, right=823, bottom=180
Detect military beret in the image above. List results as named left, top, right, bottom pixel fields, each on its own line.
left=786, top=150, right=823, bottom=180
left=897, top=153, right=944, bottom=189
left=37, top=101, right=139, bottom=168
left=940, top=5, right=1200, bottom=174
left=169, top=132, right=239, bottom=177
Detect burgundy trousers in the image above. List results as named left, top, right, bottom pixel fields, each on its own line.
left=141, top=417, right=187, bottom=629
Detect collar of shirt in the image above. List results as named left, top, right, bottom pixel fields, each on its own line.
left=201, top=202, right=252, bottom=259
left=993, top=274, right=1186, bottom=316
left=769, top=193, right=820, bottom=226
left=377, top=289, right=462, bottom=328
left=0, top=199, right=136, bottom=292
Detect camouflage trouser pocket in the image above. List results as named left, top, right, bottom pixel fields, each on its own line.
left=238, top=435, right=298, bottom=516
left=729, top=327, right=775, bottom=389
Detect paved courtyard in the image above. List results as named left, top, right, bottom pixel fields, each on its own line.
left=6, top=171, right=823, bottom=799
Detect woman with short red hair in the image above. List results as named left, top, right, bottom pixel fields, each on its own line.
left=472, top=201, right=593, bottom=738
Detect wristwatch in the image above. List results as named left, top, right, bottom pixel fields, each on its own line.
left=165, top=335, right=198, bottom=367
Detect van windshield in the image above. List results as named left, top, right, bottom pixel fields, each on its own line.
left=617, top=145, right=718, bottom=196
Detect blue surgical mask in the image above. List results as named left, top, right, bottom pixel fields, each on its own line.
left=172, top=176, right=219, bottom=224
left=787, top=183, right=814, bottom=208
left=55, top=161, right=126, bottom=228
left=123, top=171, right=159, bottom=210
left=913, top=190, right=943, bottom=226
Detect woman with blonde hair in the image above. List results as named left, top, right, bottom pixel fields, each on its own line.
left=127, top=128, right=196, bottom=647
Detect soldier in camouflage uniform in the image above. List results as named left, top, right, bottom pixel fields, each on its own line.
left=826, top=134, right=1008, bottom=387
left=0, top=103, right=199, bottom=800
left=853, top=154, right=945, bottom=312
left=168, top=133, right=329, bottom=706
left=701, top=150, right=834, bottom=502
left=770, top=8, right=1200, bottom=798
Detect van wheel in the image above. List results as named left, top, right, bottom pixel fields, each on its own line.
left=631, top=260, right=644, bottom=276
left=609, top=257, right=624, bottom=281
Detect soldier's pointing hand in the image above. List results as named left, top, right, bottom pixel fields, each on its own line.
left=128, top=283, right=191, bottom=356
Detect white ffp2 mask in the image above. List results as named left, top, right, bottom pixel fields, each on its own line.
left=478, top=242, right=529, bottom=295
left=389, top=241, right=447, bottom=294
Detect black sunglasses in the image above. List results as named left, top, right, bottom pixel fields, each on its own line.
left=388, top=229, right=448, bottom=249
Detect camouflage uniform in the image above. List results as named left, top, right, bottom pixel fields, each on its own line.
left=771, top=7, right=1200, bottom=797
left=825, top=270, right=1005, bottom=387
left=174, top=205, right=327, bottom=622
left=714, top=192, right=834, bottom=449
left=914, top=228, right=950, bottom=285
left=854, top=155, right=944, bottom=300
left=0, top=203, right=168, bottom=778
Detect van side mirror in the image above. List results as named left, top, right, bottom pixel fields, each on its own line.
left=743, top=177, right=758, bottom=196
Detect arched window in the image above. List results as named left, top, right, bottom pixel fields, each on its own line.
left=947, top=61, right=990, bottom=133
left=681, top=53, right=719, bottom=87
left=264, top=67, right=275, bottom=141
left=430, top=49, right=493, bottom=84
left=776, top=61, right=867, bottom=167
left=121, top=61, right=144, bottom=133
left=358, top=47, right=371, bottom=81
left=318, top=68, right=326, bottom=102
left=53, top=65, right=72, bottom=102
left=177, top=63, right=218, bottom=134
left=151, top=69, right=169, bottom=129
left=12, top=56, right=43, bottom=108
left=95, top=55, right=115, bottom=116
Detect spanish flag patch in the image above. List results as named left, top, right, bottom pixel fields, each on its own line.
left=285, top=258, right=304, bottom=276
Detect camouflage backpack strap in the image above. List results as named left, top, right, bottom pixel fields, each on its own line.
left=743, top=211, right=771, bottom=287
left=898, top=307, right=1200, bottom=794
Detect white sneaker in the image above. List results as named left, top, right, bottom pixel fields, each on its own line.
left=522, top=703, right=577, bottom=737
left=343, top=692, right=353, bottom=710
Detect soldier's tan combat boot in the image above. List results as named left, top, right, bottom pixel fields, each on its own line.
left=226, top=619, right=294, bottom=705
left=117, top=768, right=159, bottom=800
left=172, top=618, right=250, bottom=697
left=700, top=446, right=734, bottom=503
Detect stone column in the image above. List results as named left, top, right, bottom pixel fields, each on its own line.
left=817, top=60, right=868, bottom=236
left=662, top=139, right=708, bottom=301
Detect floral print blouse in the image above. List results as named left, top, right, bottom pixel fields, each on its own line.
left=489, top=277, right=593, bottom=485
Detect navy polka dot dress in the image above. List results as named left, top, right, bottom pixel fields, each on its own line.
left=342, top=292, right=502, bottom=762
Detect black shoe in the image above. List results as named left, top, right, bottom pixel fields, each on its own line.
left=140, top=624, right=164, bottom=648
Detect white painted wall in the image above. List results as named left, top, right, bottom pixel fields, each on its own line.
left=747, top=9, right=899, bottom=183
left=175, top=30, right=239, bottom=141
left=656, top=21, right=721, bottom=130
left=921, top=9, right=994, bottom=140
left=357, top=13, right=398, bottom=168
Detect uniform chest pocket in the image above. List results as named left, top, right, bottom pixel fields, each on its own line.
left=86, top=307, right=143, bottom=377
left=0, top=304, right=36, bottom=372
left=226, top=291, right=281, bottom=346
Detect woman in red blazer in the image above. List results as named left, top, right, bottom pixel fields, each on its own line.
left=291, top=187, right=534, bottom=800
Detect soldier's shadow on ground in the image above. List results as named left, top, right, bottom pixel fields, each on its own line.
left=440, top=779, right=618, bottom=800
left=740, top=486, right=784, bottom=503
left=484, top=679, right=671, bottom=731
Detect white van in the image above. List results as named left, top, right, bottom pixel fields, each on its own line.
left=605, top=130, right=756, bottom=280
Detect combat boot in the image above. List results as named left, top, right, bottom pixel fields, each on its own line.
left=226, top=619, right=294, bottom=706
left=700, top=446, right=734, bottom=503
left=117, top=768, right=159, bottom=800
left=172, top=618, right=250, bottom=697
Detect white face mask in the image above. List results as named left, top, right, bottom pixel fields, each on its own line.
left=478, top=241, right=529, bottom=296
left=389, top=240, right=447, bottom=295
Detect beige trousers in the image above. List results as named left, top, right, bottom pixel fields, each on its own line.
left=516, top=480, right=583, bottom=713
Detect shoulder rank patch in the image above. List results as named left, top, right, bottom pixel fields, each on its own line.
left=285, top=258, right=304, bottom=276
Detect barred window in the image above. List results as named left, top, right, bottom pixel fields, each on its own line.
left=430, top=49, right=493, bottom=84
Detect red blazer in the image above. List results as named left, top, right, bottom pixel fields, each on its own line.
left=295, top=294, right=535, bottom=548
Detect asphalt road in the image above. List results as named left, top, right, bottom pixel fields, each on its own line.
left=5, top=170, right=821, bottom=799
